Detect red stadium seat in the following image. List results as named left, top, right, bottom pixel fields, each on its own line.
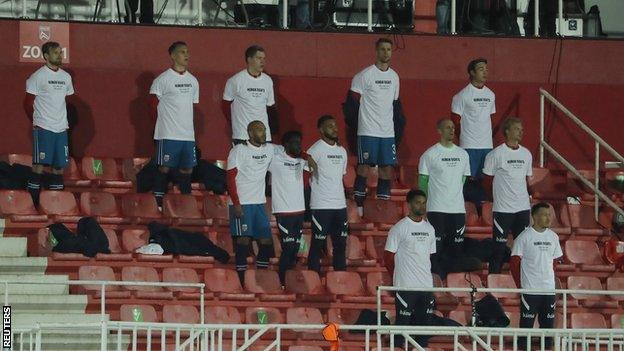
left=204, top=306, right=242, bottom=324
left=1, top=154, right=31, bottom=167
left=81, top=157, right=131, bottom=188
left=564, top=240, right=614, bottom=273
left=365, top=236, right=388, bottom=267
left=120, top=304, right=159, bottom=323
left=245, top=307, right=284, bottom=324
left=611, top=314, right=624, bottom=329
left=326, top=271, right=366, bottom=301
left=446, top=273, right=485, bottom=302
left=606, top=277, right=624, bottom=302
left=121, top=228, right=173, bottom=262
left=567, top=276, right=617, bottom=308
left=286, top=307, right=324, bottom=339
left=39, top=190, right=79, bottom=218
left=37, top=228, right=53, bottom=257
left=398, top=165, right=419, bottom=189
left=570, top=313, right=607, bottom=329
left=120, top=193, right=163, bottom=223
left=162, top=267, right=202, bottom=299
left=244, top=270, right=296, bottom=301
left=546, top=203, right=572, bottom=235
left=346, top=199, right=374, bottom=230
left=433, top=273, right=458, bottom=307
left=366, top=272, right=394, bottom=304
left=77, top=265, right=130, bottom=299
left=362, top=198, right=401, bottom=226
left=487, top=274, right=519, bottom=305
left=210, top=231, right=234, bottom=257
left=79, top=192, right=127, bottom=224
left=121, top=266, right=173, bottom=299
left=203, top=194, right=229, bottom=223
left=289, top=347, right=323, bottom=351
left=96, top=229, right=132, bottom=261
left=327, top=308, right=361, bottom=325
left=163, top=194, right=211, bottom=226
left=64, top=157, right=91, bottom=187
left=163, top=305, right=200, bottom=324
left=448, top=310, right=469, bottom=326
left=327, top=235, right=376, bottom=266
left=204, top=268, right=254, bottom=300
left=285, top=270, right=333, bottom=302
left=0, top=190, right=47, bottom=222
left=528, top=168, right=569, bottom=200
left=121, top=157, right=150, bottom=182
left=560, top=204, right=607, bottom=236
left=343, top=164, right=356, bottom=190
left=464, top=202, right=480, bottom=227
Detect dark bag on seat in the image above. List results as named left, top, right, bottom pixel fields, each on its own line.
left=49, top=222, right=86, bottom=254
left=77, top=217, right=111, bottom=257
left=475, top=293, right=510, bottom=327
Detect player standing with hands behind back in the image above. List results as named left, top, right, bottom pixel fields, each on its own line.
left=25, top=41, right=74, bottom=206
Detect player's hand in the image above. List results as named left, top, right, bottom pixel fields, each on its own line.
left=306, top=156, right=318, bottom=174
left=234, top=204, right=243, bottom=218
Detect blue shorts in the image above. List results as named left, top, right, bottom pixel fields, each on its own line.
left=465, top=148, right=491, bottom=178
left=357, top=136, right=396, bottom=166
left=155, top=139, right=197, bottom=169
left=229, top=204, right=271, bottom=239
left=32, top=127, right=69, bottom=169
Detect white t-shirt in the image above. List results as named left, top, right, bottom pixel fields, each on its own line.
left=511, top=227, right=563, bottom=295
left=25, top=65, right=74, bottom=133
left=451, top=83, right=496, bottom=149
left=419, top=143, right=471, bottom=213
left=483, top=144, right=533, bottom=213
left=307, top=140, right=348, bottom=210
left=150, top=69, right=199, bottom=141
left=350, top=65, right=400, bottom=138
left=223, top=70, right=275, bottom=141
left=269, top=146, right=306, bottom=214
left=385, top=217, right=436, bottom=289
left=227, top=143, right=274, bottom=205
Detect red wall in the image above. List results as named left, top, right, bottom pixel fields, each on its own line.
left=2, top=19, right=623, bottom=168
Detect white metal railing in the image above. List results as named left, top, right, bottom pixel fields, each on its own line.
left=1, top=279, right=206, bottom=323
left=0, top=0, right=571, bottom=34
left=10, top=321, right=624, bottom=351
left=539, top=88, right=624, bottom=222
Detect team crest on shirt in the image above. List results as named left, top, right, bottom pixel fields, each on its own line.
left=39, top=152, right=46, bottom=159
left=163, top=155, right=170, bottom=162
left=362, top=152, right=369, bottom=160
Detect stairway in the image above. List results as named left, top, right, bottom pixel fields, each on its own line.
left=0, top=236, right=128, bottom=350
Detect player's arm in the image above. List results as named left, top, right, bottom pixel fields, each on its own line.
left=384, top=250, right=395, bottom=277
left=23, top=93, right=35, bottom=120
left=418, top=175, right=429, bottom=195
left=226, top=147, right=242, bottom=217
left=451, top=113, right=461, bottom=134
left=482, top=152, right=495, bottom=198
left=148, top=95, right=159, bottom=120
left=510, top=255, right=522, bottom=288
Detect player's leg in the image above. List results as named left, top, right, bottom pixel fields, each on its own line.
left=47, top=130, right=69, bottom=191
left=426, top=212, right=447, bottom=278
left=489, top=212, right=514, bottom=274
left=276, top=214, right=303, bottom=285
left=29, top=128, right=52, bottom=205
left=393, top=291, right=418, bottom=347
left=354, top=136, right=374, bottom=213
left=307, top=210, right=329, bottom=273
left=376, top=137, right=397, bottom=201
left=154, top=140, right=180, bottom=208
left=449, top=213, right=466, bottom=257
left=329, top=208, right=349, bottom=271
left=230, top=204, right=254, bottom=284
left=511, top=210, right=531, bottom=239
left=176, top=141, right=197, bottom=194
left=253, top=204, right=274, bottom=270
left=410, top=292, right=435, bottom=346
left=519, top=294, right=540, bottom=347
left=537, top=294, right=556, bottom=348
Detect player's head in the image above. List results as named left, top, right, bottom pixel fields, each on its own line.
left=42, top=41, right=62, bottom=67
left=245, top=45, right=266, bottom=73
left=375, top=38, right=393, bottom=65
left=317, top=115, right=338, bottom=142
left=169, top=41, right=189, bottom=68
left=502, top=117, right=523, bottom=143
left=282, top=131, right=303, bottom=156
left=468, top=58, right=488, bottom=84
left=247, top=120, right=267, bottom=145
left=436, top=118, right=455, bottom=143
left=531, top=202, right=552, bottom=229
left=406, top=189, right=427, bottom=217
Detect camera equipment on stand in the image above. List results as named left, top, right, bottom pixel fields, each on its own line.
left=234, top=0, right=279, bottom=27
left=313, top=0, right=413, bottom=30
left=466, top=273, right=478, bottom=327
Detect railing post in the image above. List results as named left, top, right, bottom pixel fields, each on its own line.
left=540, top=92, right=545, bottom=167
left=367, top=0, right=373, bottom=32
left=282, top=0, right=288, bottom=28
left=21, top=0, right=27, bottom=18
left=200, top=286, right=205, bottom=324
left=100, top=284, right=106, bottom=322
left=451, top=0, right=456, bottom=34
left=534, top=0, right=540, bottom=37
left=4, top=282, right=8, bottom=307
left=197, top=0, right=203, bottom=25
left=595, top=140, right=600, bottom=221
left=558, top=0, right=563, bottom=36
left=100, top=320, right=107, bottom=351
left=562, top=292, right=567, bottom=329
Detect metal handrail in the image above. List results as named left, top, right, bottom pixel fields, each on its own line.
left=539, top=87, right=624, bottom=222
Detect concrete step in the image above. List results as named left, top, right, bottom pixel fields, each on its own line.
left=7, top=294, right=87, bottom=314
left=0, top=237, right=27, bottom=257
left=0, top=257, right=47, bottom=275
left=0, top=274, right=69, bottom=294
left=12, top=312, right=108, bottom=326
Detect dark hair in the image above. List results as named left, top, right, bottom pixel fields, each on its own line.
left=245, top=45, right=265, bottom=61
left=467, top=58, right=488, bottom=75
left=247, top=120, right=265, bottom=132
left=406, top=189, right=427, bottom=203
left=168, top=41, right=187, bottom=55
left=42, top=41, right=60, bottom=57
left=502, top=117, right=522, bottom=137
left=375, top=38, right=393, bottom=48
left=436, top=117, right=453, bottom=130
left=531, top=202, right=550, bottom=216
left=281, top=130, right=302, bottom=145
left=317, top=115, right=335, bottom=129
